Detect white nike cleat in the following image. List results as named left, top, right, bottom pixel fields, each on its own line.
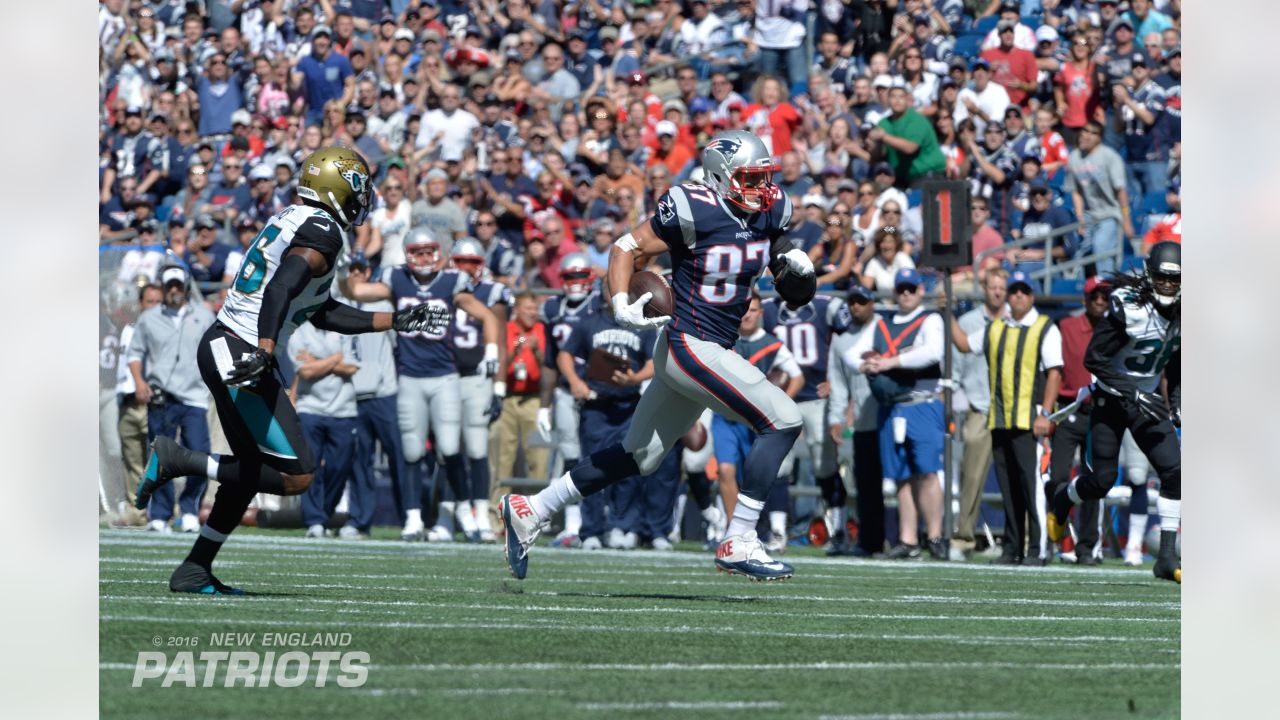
left=715, top=531, right=794, bottom=581
left=427, top=525, right=454, bottom=542
left=607, top=528, right=627, bottom=549
left=478, top=529, right=497, bottom=543
left=651, top=537, right=674, bottom=551
left=1124, top=547, right=1145, bottom=566
left=179, top=513, right=200, bottom=533
left=580, top=536, right=603, bottom=550
left=146, top=519, right=172, bottom=534
left=338, top=525, right=364, bottom=540
left=400, top=517, right=424, bottom=541
left=500, top=494, right=545, bottom=579
left=622, top=531, right=638, bottom=550
left=765, top=529, right=788, bottom=555
left=304, top=523, right=326, bottom=539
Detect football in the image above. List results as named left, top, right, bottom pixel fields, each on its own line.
left=628, top=270, right=675, bottom=318
left=680, top=419, right=707, bottom=451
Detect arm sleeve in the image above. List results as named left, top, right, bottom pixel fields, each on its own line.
left=1083, top=299, right=1133, bottom=391
left=307, top=296, right=380, bottom=334
left=827, top=340, right=849, bottom=426
left=1165, top=348, right=1180, bottom=411
left=257, top=251, right=314, bottom=344
left=896, top=313, right=945, bottom=369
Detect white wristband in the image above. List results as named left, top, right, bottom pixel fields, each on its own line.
left=493, top=381, right=506, bottom=398
left=483, top=343, right=499, bottom=362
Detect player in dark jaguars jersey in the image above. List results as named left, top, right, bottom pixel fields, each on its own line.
left=501, top=130, right=818, bottom=581
left=343, top=228, right=503, bottom=543
left=1048, top=242, right=1181, bottom=583
left=761, top=294, right=853, bottom=551
left=447, top=238, right=511, bottom=542
left=132, top=147, right=447, bottom=594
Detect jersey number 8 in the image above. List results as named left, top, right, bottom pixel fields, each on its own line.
left=700, top=241, right=770, bottom=304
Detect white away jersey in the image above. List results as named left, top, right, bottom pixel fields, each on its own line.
left=1097, top=287, right=1180, bottom=394
left=219, top=204, right=347, bottom=350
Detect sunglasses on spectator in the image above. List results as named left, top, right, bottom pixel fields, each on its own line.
left=882, top=208, right=902, bottom=215
left=385, top=184, right=403, bottom=191
left=859, top=190, right=874, bottom=197
left=1009, top=286, right=1034, bottom=296
left=178, top=127, right=195, bottom=135
left=476, top=220, right=496, bottom=226
left=895, top=284, right=919, bottom=295
left=832, top=209, right=851, bottom=215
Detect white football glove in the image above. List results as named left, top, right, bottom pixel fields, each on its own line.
left=493, top=381, right=506, bottom=399
left=482, top=343, right=500, bottom=379
left=535, top=407, right=553, bottom=442
left=781, top=248, right=815, bottom=276
left=611, top=292, right=671, bottom=331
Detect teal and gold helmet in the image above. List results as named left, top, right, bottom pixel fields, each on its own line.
left=296, top=146, right=371, bottom=230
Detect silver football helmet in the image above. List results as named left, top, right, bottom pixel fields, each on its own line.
left=404, top=227, right=443, bottom=279
left=558, top=252, right=594, bottom=302
left=700, top=129, right=781, bottom=212
left=450, top=236, right=487, bottom=281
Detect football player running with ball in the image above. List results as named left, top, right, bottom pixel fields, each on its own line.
left=501, top=130, right=818, bottom=581
left=1047, top=242, right=1182, bottom=583
left=134, top=147, right=448, bottom=594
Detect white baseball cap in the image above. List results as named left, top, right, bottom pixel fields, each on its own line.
left=161, top=266, right=189, bottom=287
left=656, top=120, right=678, bottom=137
left=1035, top=25, right=1059, bottom=43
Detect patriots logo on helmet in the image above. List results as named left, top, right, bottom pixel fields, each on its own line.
left=706, top=137, right=741, bottom=157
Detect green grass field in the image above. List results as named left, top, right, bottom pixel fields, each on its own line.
left=100, top=528, right=1180, bottom=719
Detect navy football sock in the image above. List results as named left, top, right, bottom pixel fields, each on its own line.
left=469, top=457, right=490, bottom=501
left=817, top=472, right=847, bottom=508
left=686, top=471, right=712, bottom=511
left=738, top=426, right=802, bottom=503
left=569, top=444, right=641, bottom=496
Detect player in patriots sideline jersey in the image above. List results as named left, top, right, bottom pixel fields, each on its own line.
left=502, top=129, right=818, bottom=581
left=762, top=291, right=854, bottom=553
left=342, top=228, right=503, bottom=542
left=444, top=238, right=511, bottom=542
left=1048, top=242, right=1181, bottom=583
left=714, top=292, right=804, bottom=554
left=536, top=253, right=603, bottom=548
left=133, top=147, right=448, bottom=594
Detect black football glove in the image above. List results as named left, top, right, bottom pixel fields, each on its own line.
left=393, top=302, right=450, bottom=334
left=487, top=395, right=504, bottom=425
left=225, top=348, right=277, bottom=388
left=1128, top=389, right=1171, bottom=424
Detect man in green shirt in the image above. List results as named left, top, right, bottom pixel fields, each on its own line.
left=869, top=85, right=946, bottom=187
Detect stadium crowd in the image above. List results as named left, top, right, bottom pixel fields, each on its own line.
left=99, top=0, right=1182, bottom=564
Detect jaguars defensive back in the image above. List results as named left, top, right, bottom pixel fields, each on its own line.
left=1048, top=242, right=1182, bottom=583
left=133, top=146, right=447, bottom=594
left=501, top=130, right=818, bottom=582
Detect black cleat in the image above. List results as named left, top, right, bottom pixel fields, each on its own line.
left=135, top=437, right=198, bottom=510
left=926, top=537, right=949, bottom=561
left=885, top=543, right=921, bottom=560
left=1153, top=557, right=1181, bottom=584
left=1076, top=553, right=1103, bottom=566
left=1046, top=486, right=1073, bottom=542
left=169, top=561, right=245, bottom=595
left=990, top=551, right=1023, bottom=565
left=825, top=531, right=854, bottom=557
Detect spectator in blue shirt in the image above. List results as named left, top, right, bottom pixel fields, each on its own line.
left=184, top=214, right=232, bottom=285
left=196, top=52, right=243, bottom=137
left=1010, top=184, right=1074, bottom=273
left=293, top=25, right=355, bottom=126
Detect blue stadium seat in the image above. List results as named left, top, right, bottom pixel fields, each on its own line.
left=974, top=16, right=999, bottom=35
left=1139, top=189, right=1169, bottom=216
left=1050, top=277, right=1085, bottom=298
left=952, top=34, right=983, bottom=61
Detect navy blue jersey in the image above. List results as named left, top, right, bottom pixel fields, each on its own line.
left=109, top=130, right=151, bottom=178
left=762, top=296, right=853, bottom=402
left=652, top=182, right=794, bottom=348
left=1122, top=81, right=1167, bottom=162
left=380, top=266, right=474, bottom=378
left=541, top=290, right=603, bottom=387
left=561, top=312, right=655, bottom=402
left=453, top=280, right=511, bottom=376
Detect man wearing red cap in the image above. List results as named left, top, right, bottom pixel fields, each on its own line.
left=1048, top=277, right=1111, bottom=564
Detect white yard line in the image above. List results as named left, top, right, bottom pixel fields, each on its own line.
left=578, top=700, right=784, bottom=711
left=98, top=530, right=1157, bottom=578
left=99, top=660, right=1178, bottom=672
left=97, top=593, right=1180, bottom=639
left=97, top=609, right=1183, bottom=642
left=819, top=713, right=1020, bottom=720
